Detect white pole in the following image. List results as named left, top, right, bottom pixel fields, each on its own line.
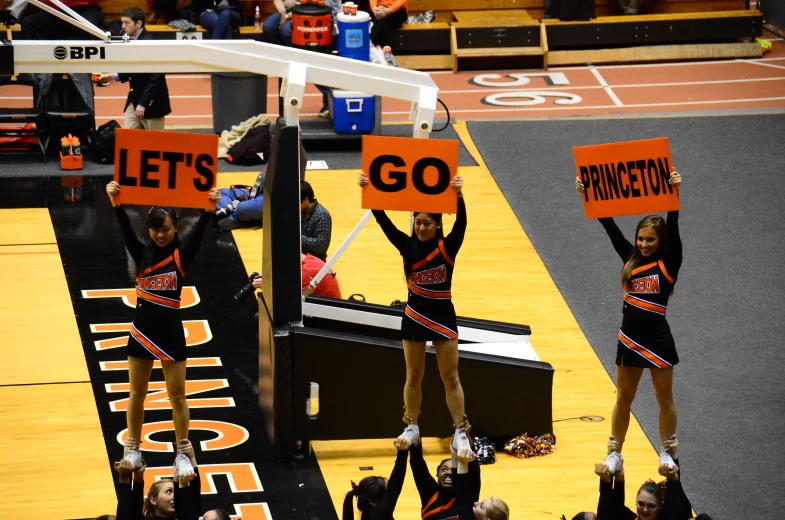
left=27, top=0, right=109, bottom=41
left=303, top=210, right=373, bottom=298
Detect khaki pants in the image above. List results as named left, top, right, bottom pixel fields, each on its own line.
left=124, top=103, right=166, bottom=131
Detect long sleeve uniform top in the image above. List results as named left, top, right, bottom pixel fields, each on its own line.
left=114, top=206, right=211, bottom=275
left=409, top=442, right=480, bottom=520
left=115, top=469, right=203, bottom=520
left=446, top=468, right=478, bottom=520
left=596, top=459, right=693, bottom=520
left=599, top=211, right=682, bottom=319
left=372, top=195, right=466, bottom=276
left=343, top=450, right=408, bottom=520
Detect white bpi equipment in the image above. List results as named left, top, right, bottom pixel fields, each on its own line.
left=0, top=0, right=438, bottom=136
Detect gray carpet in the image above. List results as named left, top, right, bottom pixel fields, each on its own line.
left=468, top=115, right=785, bottom=520
left=0, top=120, right=474, bottom=178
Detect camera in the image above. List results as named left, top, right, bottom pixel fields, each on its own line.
left=215, top=202, right=235, bottom=219
left=234, top=272, right=261, bottom=301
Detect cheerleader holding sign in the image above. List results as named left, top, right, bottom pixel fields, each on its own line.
left=576, top=170, right=683, bottom=474
left=358, top=173, right=473, bottom=454
left=106, top=181, right=221, bottom=479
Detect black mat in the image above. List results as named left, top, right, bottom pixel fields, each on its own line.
left=468, top=115, right=785, bottom=520
left=0, top=176, right=337, bottom=520
left=0, top=121, right=474, bottom=178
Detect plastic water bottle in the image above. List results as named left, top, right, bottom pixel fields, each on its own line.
left=383, top=45, right=397, bottom=67
left=254, top=6, right=262, bottom=31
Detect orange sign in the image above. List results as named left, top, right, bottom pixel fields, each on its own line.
left=573, top=137, right=680, bottom=219
left=113, top=129, right=218, bottom=210
left=361, top=135, right=459, bottom=214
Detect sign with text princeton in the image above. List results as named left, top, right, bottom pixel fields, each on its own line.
left=574, top=137, right=680, bottom=219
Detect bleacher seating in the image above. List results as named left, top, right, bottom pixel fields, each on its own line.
left=3, top=0, right=764, bottom=71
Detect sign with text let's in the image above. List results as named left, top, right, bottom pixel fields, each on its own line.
left=113, top=129, right=218, bottom=210
left=361, top=135, right=459, bottom=214
left=574, top=137, right=680, bottom=219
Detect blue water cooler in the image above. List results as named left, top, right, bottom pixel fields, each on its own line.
left=336, top=10, right=371, bottom=62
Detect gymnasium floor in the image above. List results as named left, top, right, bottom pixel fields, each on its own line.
left=1, top=39, right=784, bottom=520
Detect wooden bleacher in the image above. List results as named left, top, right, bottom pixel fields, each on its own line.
left=395, top=0, right=761, bottom=70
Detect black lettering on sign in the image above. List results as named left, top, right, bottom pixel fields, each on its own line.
left=626, top=161, right=640, bottom=197
left=658, top=158, right=673, bottom=194
left=605, top=163, right=620, bottom=200
left=589, top=165, right=603, bottom=201
left=647, top=158, right=660, bottom=196
left=70, top=47, right=84, bottom=59
left=117, top=148, right=136, bottom=186
left=579, top=166, right=590, bottom=202
left=162, top=151, right=185, bottom=190
left=618, top=162, right=630, bottom=198
left=411, top=158, right=450, bottom=195
left=140, top=150, right=161, bottom=188
left=636, top=160, right=648, bottom=196
left=369, top=155, right=407, bottom=193
left=581, top=157, right=674, bottom=201
left=193, top=154, right=215, bottom=191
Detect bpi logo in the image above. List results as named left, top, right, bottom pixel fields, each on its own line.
left=53, top=45, right=106, bottom=60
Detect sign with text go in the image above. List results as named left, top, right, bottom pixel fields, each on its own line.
left=361, top=135, right=459, bottom=213
left=574, top=137, right=679, bottom=219
left=113, top=129, right=218, bottom=210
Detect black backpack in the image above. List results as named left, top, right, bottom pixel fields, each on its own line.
left=226, top=125, right=272, bottom=166
left=88, top=120, right=121, bottom=164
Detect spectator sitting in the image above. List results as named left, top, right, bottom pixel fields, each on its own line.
left=214, top=170, right=265, bottom=230
left=200, top=0, right=240, bottom=39
left=300, top=180, right=332, bottom=261
left=252, top=252, right=342, bottom=298
left=262, top=0, right=295, bottom=46
left=367, top=0, right=406, bottom=57
left=11, top=0, right=104, bottom=40
left=97, top=7, right=171, bottom=131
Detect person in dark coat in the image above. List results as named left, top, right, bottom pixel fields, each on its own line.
left=98, top=7, right=171, bottom=130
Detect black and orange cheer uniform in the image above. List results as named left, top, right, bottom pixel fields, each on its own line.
left=115, top=207, right=211, bottom=362
left=600, top=211, right=682, bottom=369
left=115, top=470, right=202, bottom=520
left=372, top=196, right=466, bottom=342
left=342, top=450, right=409, bottom=520
left=596, top=458, right=693, bottom=520
left=410, top=442, right=480, bottom=520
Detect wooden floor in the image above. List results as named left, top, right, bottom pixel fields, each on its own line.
left=0, top=209, right=116, bottom=519
left=8, top=41, right=783, bottom=516
left=225, top=121, right=662, bottom=519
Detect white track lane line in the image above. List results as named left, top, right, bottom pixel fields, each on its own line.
left=589, top=64, right=624, bottom=106
left=738, top=59, right=785, bottom=70
left=92, top=94, right=785, bottom=121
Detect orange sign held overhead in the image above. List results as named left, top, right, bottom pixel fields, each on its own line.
left=573, top=137, right=680, bottom=219
left=113, top=129, right=218, bottom=210
left=361, top=135, right=459, bottom=214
